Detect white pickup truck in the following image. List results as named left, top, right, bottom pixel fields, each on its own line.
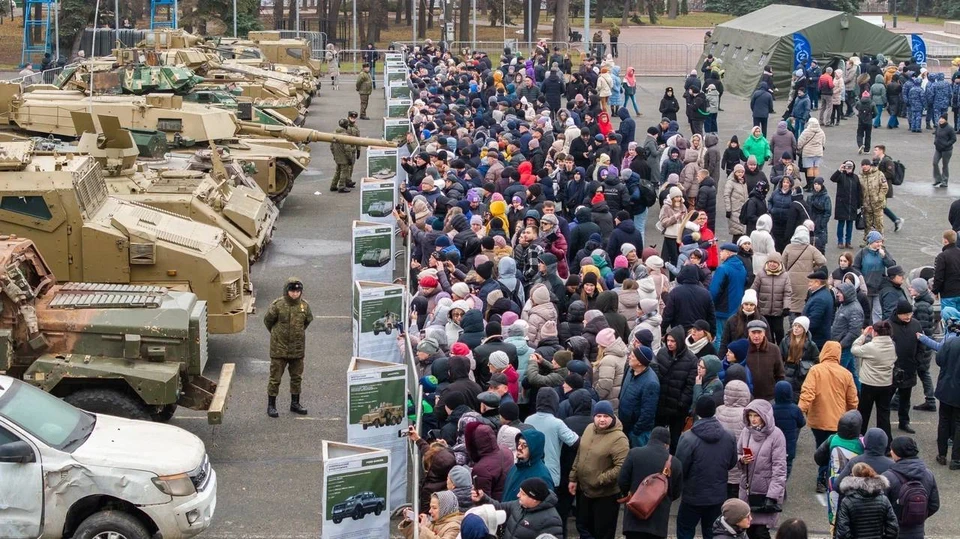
left=0, top=375, right=218, bottom=539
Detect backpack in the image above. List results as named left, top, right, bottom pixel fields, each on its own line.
left=618, top=454, right=672, bottom=519
left=738, top=199, right=751, bottom=225
left=891, top=470, right=929, bottom=527
left=639, top=176, right=658, bottom=209
left=857, top=103, right=874, bottom=125
left=891, top=160, right=906, bottom=186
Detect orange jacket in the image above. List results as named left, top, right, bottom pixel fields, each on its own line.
left=798, top=341, right=859, bottom=431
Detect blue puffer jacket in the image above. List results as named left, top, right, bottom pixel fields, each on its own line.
left=502, top=429, right=554, bottom=502
left=617, top=107, right=636, bottom=150
left=710, top=255, right=748, bottom=319
left=675, top=416, right=738, bottom=506
left=618, top=365, right=660, bottom=437
left=801, top=285, right=836, bottom=349
left=772, top=381, right=806, bottom=461
left=610, top=66, right=624, bottom=107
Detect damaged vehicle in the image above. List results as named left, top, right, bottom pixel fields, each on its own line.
left=0, top=375, right=217, bottom=539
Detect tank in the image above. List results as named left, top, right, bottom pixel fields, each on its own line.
left=0, top=138, right=252, bottom=334
left=0, top=237, right=234, bottom=424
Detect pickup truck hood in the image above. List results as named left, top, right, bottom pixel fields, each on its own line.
left=72, top=414, right=205, bottom=476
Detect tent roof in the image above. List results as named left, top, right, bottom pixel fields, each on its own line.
left=716, top=5, right=845, bottom=37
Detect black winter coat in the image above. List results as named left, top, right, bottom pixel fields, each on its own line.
left=830, top=170, right=862, bottom=222
left=695, top=177, right=718, bottom=230
left=591, top=202, right=616, bottom=242
left=606, top=219, right=644, bottom=263
left=675, top=417, right=738, bottom=506
left=933, top=243, right=960, bottom=298
left=473, top=338, right=519, bottom=383
left=651, top=326, right=700, bottom=419
left=882, top=458, right=940, bottom=539
left=542, top=74, right=564, bottom=109
left=889, top=314, right=923, bottom=389
left=484, top=491, right=565, bottom=539
left=742, top=191, right=768, bottom=235
left=835, top=475, right=899, bottom=539
left=913, top=292, right=936, bottom=338
left=663, top=265, right=717, bottom=331
left=618, top=441, right=683, bottom=536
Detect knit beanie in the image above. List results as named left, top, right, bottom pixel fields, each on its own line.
left=553, top=350, right=573, bottom=368
left=721, top=498, right=751, bottom=527
left=596, top=327, right=617, bottom=348
left=564, top=373, right=584, bottom=389
left=519, top=478, right=551, bottom=502
left=489, top=350, right=510, bottom=370
left=499, top=401, right=520, bottom=421
left=727, top=338, right=749, bottom=363
left=592, top=400, right=615, bottom=417
left=695, top=395, right=717, bottom=418
left=448, top=465, right=473, bottom=489
left=911, top=277, right=929, bottom=294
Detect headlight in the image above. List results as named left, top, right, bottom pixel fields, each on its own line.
left=152, top=473, right=197, bottom=496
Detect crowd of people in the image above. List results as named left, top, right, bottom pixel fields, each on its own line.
left=388, top=39, right=957, bottom=539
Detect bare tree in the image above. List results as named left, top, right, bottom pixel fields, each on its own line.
left=459, top=0, right=470, bottom=43
left=287, top=0, right=297, bottom=31
left=594, top=0, right=603, bottom=23
left=553, top=0, right=569, bottom=41
left=418, top=0, right=427, bottom=37
left=621, top=0, right=630, bottom=23
left=667, top=0, right=677, bottom=19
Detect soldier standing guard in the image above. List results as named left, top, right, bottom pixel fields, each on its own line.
left=330, top=119, right=355, bottom=193
left=264, top=278, right=314, bottom=417
left=356, top=63, right=373, bottom=120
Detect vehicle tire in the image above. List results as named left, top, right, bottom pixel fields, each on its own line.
left=373, top=329, right=380, bottom=336
left=374, top=504, right=383, bottom=516
left=362, top=423, right=368, bottom=430
left=333, top=517, right=342, bottom=524
left=73, top=510, right=151, bottom=539
left=64, top=388, right=151, bottom=421
left=151, top=403, right=178, bottom=422
left=269, top=161, right=296, bottom=204
left=352, top=506, right=363, bottom=520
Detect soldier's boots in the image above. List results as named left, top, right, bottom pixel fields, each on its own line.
left=346, top=180, right=357, bottom=188
left=290, top=394, right=308, bottom=415
left=268, top=396, right=279, bottom=418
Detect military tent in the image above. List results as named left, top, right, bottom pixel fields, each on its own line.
left=700, top=5, right=912, bottom=97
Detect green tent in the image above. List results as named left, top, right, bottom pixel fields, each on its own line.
left=700, top=5, right=912, bottom=98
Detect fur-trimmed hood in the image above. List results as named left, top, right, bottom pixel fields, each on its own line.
left=839, top=474, right=889, bottom=496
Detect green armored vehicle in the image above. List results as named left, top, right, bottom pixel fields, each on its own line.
left=360, top=248, right=392, bottom=268
left=360, top=403, right=404, bottom=429
left=0, top=139, right=252, bottom=334
left=372, top=312, right=400, bottom=336
left=0, top=236, right=233, bottom=424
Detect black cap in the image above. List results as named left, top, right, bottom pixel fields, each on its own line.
left=489, top=372, right=509, bottom=388
left=348, top=110, right=359, bottom=118
left=519, top=478, right=551, bottom=502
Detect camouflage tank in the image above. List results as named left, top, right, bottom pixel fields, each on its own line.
left=0, top=138, right=252, bottom=334
left=360, top=403, right=404, bottom=429
left=62, top=112, right=278, bottom=264
left=0, top=236, right=233, bottom=424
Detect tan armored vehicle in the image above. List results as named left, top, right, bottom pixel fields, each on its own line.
left=0, top=236, right=233, bottom=424
left=66, top=112, right=278, bottom=264
left=360, top=403, right=404, bottom=429
left=221, top=31, right=323, bottom=77
left=0, top=139, right=252, bottom=333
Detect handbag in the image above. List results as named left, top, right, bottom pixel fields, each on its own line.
left=618, top=454, right=672, bottom=520
left=855, top=209, right=866, bottom=231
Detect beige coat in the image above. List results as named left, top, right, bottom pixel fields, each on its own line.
left=796, top=118, right=826, bottom=158
left=851, top=333, right=896, bottom=387
left=723, top=171, right=749, bottom=236
left=781, top=237, right=827, bottom=313
left=594, top=338, right=627, bottom=411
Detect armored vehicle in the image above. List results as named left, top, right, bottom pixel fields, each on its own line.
left=360, top=248, right=391, bottom=268
left=68, top=112, right=278, bottom=263
left=222, top=31, right=323, bottom=77
left=331, top=492, right=385, bottom=524
left=372, top=312, right=400, bottom=335
left=0, top=236, right=233, bottom=424
left=360, top=403, right=404, bottom=429
left=366, top=201, right=393, bottom=217
left=0, top=139, right=251, bottom=333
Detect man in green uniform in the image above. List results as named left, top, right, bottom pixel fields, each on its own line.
left=264, top=277, right=314, bottom=417
left=330, top=119, right=355, bottom=193
left=356, top=63, right=373, bottom=120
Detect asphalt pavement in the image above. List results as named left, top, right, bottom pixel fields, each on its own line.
left=173, top=77, right=960, bottom=538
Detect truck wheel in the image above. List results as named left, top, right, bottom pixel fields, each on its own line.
left=73, top=510, right=150, bottom=539
left=374, top=503, right=383, bottom=515
left=352, top=506, right=363, bottom=520
left=65, top=389, right=151, bottom=421
left=269, top=161, right=296, bottom=204
left=151, top=404, right=178, bottom=422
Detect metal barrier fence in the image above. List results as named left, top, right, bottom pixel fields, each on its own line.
left=8, top=64, right=69, bottom=85
left=331, top=49, right=398, bottom=75
left=278, top=30, right=328, bottom=59
left=620, top=43, right=701, bottom=76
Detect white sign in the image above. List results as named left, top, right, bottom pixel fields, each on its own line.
left=352, top=281, right=405, bottom=363
left=346, top=358, right=409, bottom=509
left=322, top=441, right=391, bottom=539
left=352, top=221, right=395, bottom=284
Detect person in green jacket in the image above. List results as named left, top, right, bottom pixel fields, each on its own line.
left=355, top=63, right=374, bottom=119
left=742, top=126, right=772, bottom=166
left=264, top=277, right=314, bottom=417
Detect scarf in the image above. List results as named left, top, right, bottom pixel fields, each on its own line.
left=625, top=67, right=637, bottom=87
left=765, top=262, right=784, bottom=276
left=686, top=334, right=710, bottom=354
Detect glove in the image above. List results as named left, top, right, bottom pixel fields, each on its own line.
left=726, top=211, right=732, bottom=219
left=782, top=308, right=791, bottom=316
left=763, top=497, right=782, bottom=513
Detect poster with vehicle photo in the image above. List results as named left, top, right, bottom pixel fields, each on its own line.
left=352, top=281, right=405, bottom=363
left=352, top=221, right=395, bottom=283
left=346, top=357, right=408, bottom=509
left=360, top=180, right=396, bottom=225
left=365, top=147, right=398, bottom=180
left=321, top=441, right=390, bottom=539
left=386, top=98, right=411, bottom=119
left=385, top=68, right=407, bottom=86
left=383, top=119, right=412, bottom=146
left=387, top=82, right=411, bottom=99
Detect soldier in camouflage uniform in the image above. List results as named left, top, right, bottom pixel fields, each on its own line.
left=356, top=63, right=373, bottom=119
left=908, top=77, right=925, bottom=133
left=330, top=119, right=355, bottom=193
left=932, top=73, right=952, bottom=124
left=858, top=158, right=888, bottom=244
left=264, top=277, right=314, bottom=417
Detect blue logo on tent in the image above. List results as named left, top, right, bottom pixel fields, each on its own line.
left=793, top=33, right=812, bottom=70
left=911, top=34, right=927, bottom=64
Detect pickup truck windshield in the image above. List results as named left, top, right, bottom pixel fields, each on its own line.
left=0, top=381, right=95, bottom=452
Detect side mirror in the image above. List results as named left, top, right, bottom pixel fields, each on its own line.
left=0, top=440, right=36, bottom=464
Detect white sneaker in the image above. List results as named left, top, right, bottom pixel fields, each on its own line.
left=895, top=218, right=904, bottom=232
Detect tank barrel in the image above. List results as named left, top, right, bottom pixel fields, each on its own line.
left=237, top=121, right=396, bottom=147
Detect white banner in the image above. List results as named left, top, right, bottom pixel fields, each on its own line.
left=352, top=281, right=405, bottom=363
left=351, top=221, right=395, bottom=284
left=321, top=441, right=391, bottom=539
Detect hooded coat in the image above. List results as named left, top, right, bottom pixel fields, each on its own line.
left=717, top=380, right=751, bottom=486
left=802, top=284, right=836, bottom=349
left=835, top=473, right=899, bottom=539
left=769, top=122, right=797, bottom=163
left=502, top=429, right=554, bottom=502
left=676, top=414, right=738, bottom=506
left=772, top=381, right=806, bottom=460
left=465, top=422, right=514, bottom=501
left=745, top=333, right=785, bottom=401
left=594, top=337, right=627, bottom=412
left=831, top=167, right=862, bottom=222
left=737, top=399, right=788, bottom=528
left=606, top=218, right=644, bottom=264
left=568, top=206, right=602, bottom=264
left=799, top=342, right=859, bottom=431
left=458, top=310, right=487, bottom=348
left=418, top=445, right=457, bottom=513
left=742, top=129, right=772, bottom=164
left=797, top=118, right=826, bottom=158
left=835, top=428, right=894, bottom=488
left=651, top=326, right=700, bottom=419
left=723, top=169, right=749, bottom=236
left=596, top=290, right=630, bottom=343
left=570, top=416, right=630, bottom=497
left=889, top=310, right=923, bottom=389
left=525, top=388, right=580, bottom=486
left=814, top=410, right=866, bottom=522
left=751, top=253, right=793, bottom=316
left=781, top=227, right=827, bottom=313
left=881, top=457, right=940, bottom=539
left=663, top=265, right=716, bottom=331
left=710, top=251, right=748, bottom=319
left=831, top=282, right=865, bottom=349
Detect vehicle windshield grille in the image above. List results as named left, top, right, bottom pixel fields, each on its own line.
left=73, top=161, right=108, bottom=215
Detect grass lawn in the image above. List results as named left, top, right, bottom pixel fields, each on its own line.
left=881, top=15, right=947, bottom=26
